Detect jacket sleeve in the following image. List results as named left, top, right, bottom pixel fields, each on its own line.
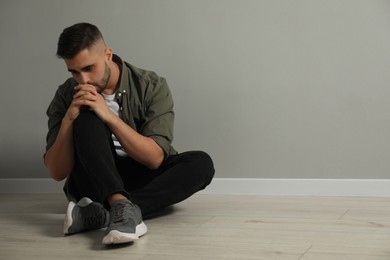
left=45, top=82, right=74, bottom=154
left=140, top=76, right=176, bottom=158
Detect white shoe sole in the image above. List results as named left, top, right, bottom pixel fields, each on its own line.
left=63, top=201, right=76, bottom=235
left=102, top=221, right=147, bottom=245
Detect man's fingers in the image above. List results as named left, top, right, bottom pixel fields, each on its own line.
left=74, top=84, right=98, bottom=94
left=73, top=89, right=98, bottom=99
left=75, top=93, right=97, bottom=101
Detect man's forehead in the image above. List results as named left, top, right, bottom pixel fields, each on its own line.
left=65, top=49, right=96, bottom=70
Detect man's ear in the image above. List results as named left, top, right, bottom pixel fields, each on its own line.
left=104, top=47, right=113, bottom=61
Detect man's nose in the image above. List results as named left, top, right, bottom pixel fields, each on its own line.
left=78, top=73, right=90, bottom=84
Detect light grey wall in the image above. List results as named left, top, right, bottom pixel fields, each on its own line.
left=1, top=0, right=390, bottom=179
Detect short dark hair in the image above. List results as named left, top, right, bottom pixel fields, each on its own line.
left=56, top=23, right=104, bottom=59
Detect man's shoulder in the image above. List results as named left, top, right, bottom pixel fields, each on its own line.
left=51, top=78, right=78, bottom=103
left=124, top=61, right=165, bottom=86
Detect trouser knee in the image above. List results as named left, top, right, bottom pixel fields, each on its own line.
left=73, top=110, right=102, bottom=132
left=73, top=110, right=110, bottom=141
left=190, top=151, right=215, bottom=186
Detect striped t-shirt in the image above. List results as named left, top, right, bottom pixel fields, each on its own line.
left=101, top=93, right=128, bottom=157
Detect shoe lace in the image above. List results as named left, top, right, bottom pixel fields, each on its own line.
left=111, top=200, right=132, bottom=224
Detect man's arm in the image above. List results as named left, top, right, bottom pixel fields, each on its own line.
left=44, top=117, right=75, bottom=181
left=44, top=87, right=86, bottom=181
left=106, top=115, right=164, bottom=169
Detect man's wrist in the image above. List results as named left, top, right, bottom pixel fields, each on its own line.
left=62, top=115, right=75, bottom=126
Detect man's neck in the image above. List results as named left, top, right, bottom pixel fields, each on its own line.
left=103, top=62, right=121, bottom=95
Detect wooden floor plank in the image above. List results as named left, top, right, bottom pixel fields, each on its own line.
left=1, top=193, right=389, bottom=259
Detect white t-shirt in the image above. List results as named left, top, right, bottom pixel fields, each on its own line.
left=101, top=93, right=128, bottom=157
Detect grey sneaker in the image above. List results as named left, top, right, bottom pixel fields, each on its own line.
left=63, top=197, right=109, bottom=235
left=102, top=199, right=147, bottom=245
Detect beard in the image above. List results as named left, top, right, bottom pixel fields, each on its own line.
left=91, top=62, right=111, bottom=94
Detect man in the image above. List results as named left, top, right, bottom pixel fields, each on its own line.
left=44, top=23, right=214, bottom=245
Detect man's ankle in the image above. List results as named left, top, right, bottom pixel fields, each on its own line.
left=107, top=193, right=128, bottom=207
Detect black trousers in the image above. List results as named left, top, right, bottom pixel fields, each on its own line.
left=63, top=111, right=215, bottom=216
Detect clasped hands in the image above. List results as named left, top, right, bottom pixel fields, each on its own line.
left=65, top=84, right=114, bottom=123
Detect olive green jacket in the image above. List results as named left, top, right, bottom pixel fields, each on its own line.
left=45, top=55, right=177, bottom=158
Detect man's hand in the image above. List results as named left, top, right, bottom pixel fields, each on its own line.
left=67, top=84, right=115, bottom=123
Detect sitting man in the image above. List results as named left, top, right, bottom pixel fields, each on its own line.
left=44, top=22, right=214, bottom=245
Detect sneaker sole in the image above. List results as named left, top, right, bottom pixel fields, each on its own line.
left=102, top=221, right=147, bottom=245
left=63, top=201, right=76, bottom=235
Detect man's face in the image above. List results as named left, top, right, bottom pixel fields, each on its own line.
left=65, top=45, right=111, bottom=94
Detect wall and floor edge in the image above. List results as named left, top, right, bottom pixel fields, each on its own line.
left=1, top=178, right=390, bottom=197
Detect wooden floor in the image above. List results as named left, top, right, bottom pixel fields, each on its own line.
left=1, top=193, right=390, bottom=259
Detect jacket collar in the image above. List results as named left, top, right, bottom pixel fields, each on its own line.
left=112, top=54, right=130, bottom=107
